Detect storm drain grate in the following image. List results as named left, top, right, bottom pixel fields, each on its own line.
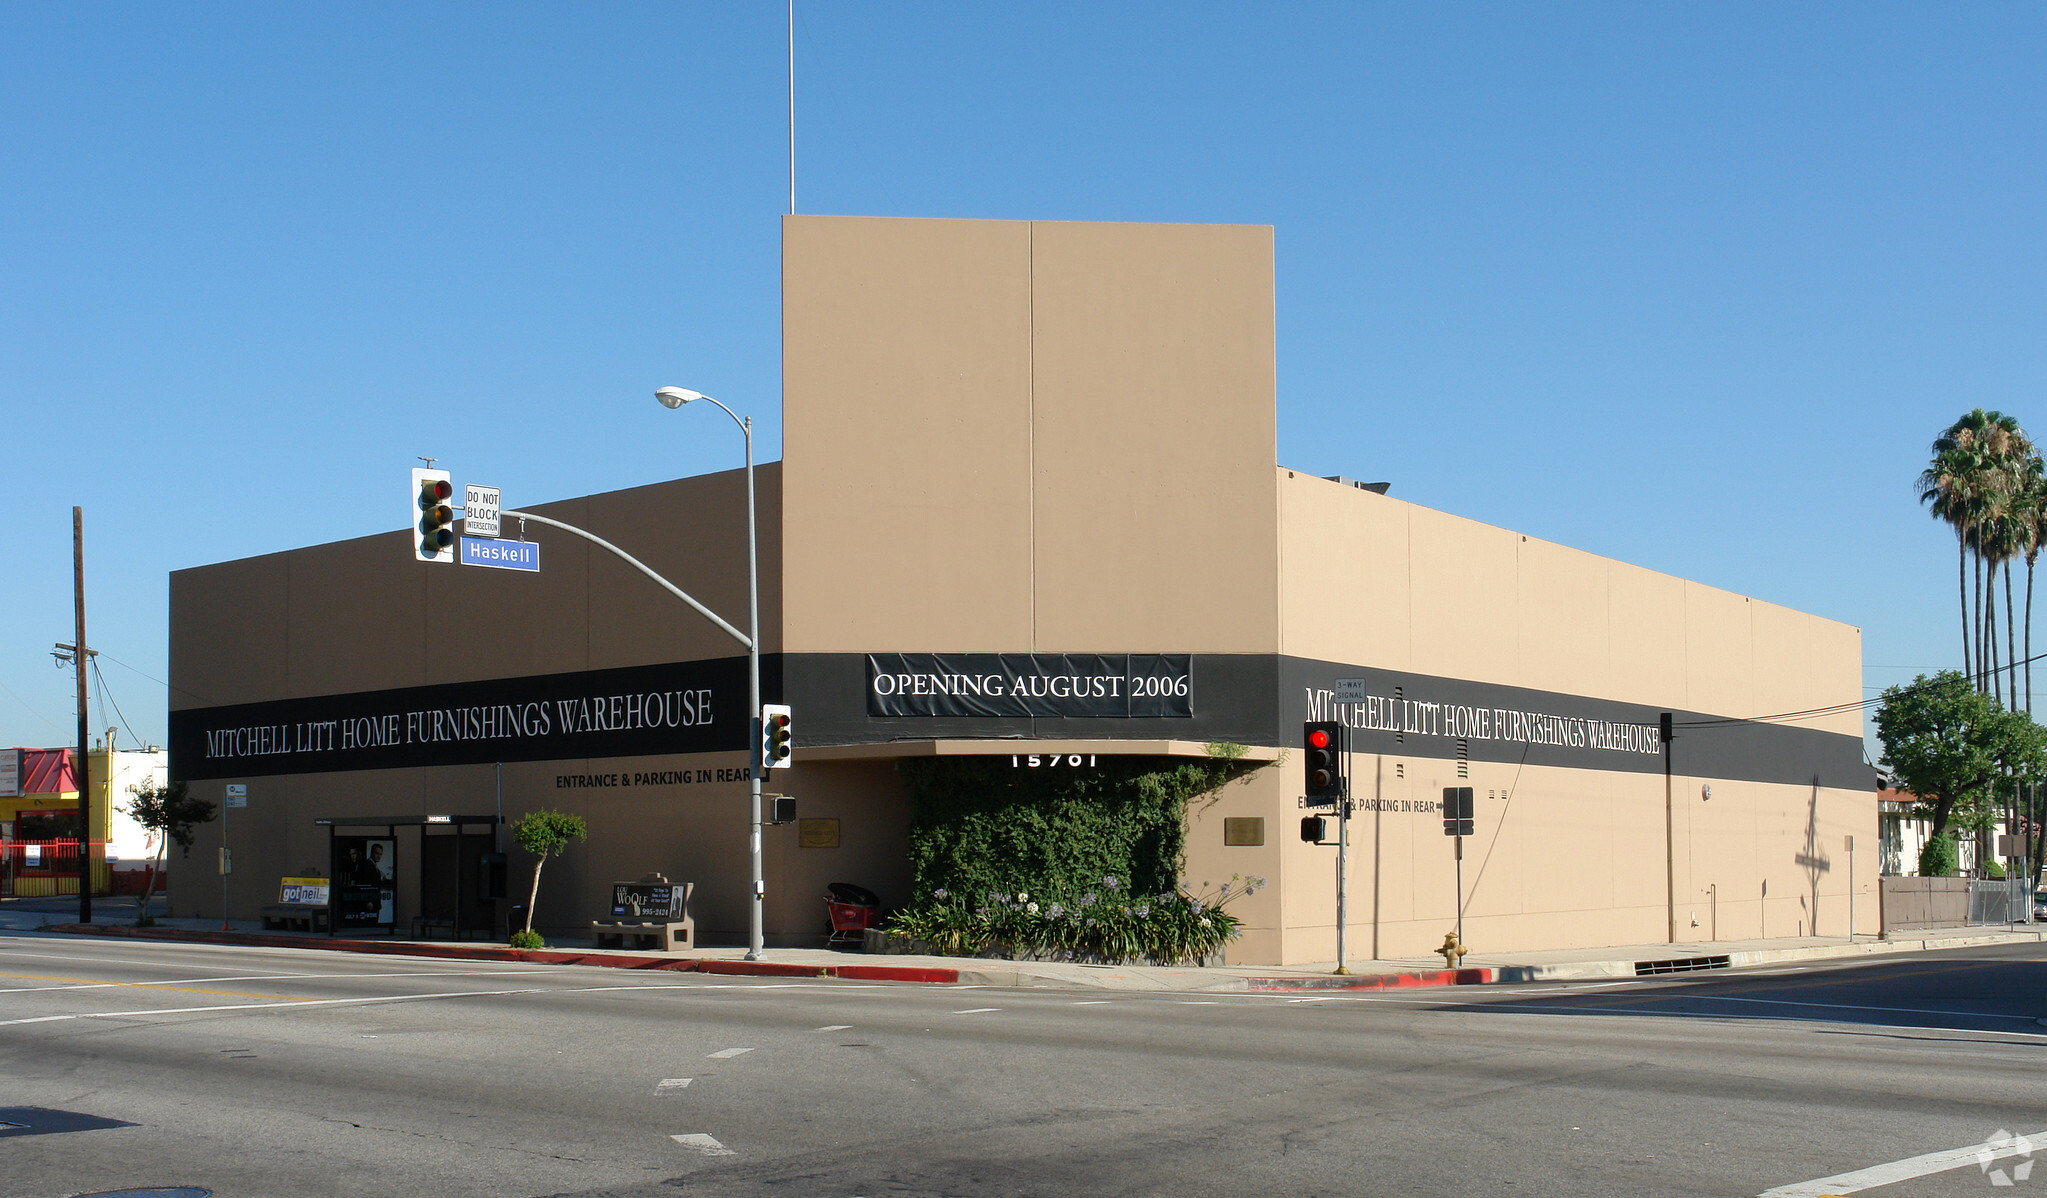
left=1634, top=955, right=1732, bottom=976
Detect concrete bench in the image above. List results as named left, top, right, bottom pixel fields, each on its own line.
left=592, top=875, right=693, bottom=951
left=590, top=920, right=692, bottom=951
left=260, top=904, right=330, bottom=933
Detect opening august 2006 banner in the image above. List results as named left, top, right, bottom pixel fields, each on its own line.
left=865, top=654, right=1194, bottom=719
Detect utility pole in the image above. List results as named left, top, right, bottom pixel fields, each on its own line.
left=1335, top=723, right=1350, bottom=975
left=73, top=507, right=92, bottom=926
left=1661, top=712, right=1675, bottom=944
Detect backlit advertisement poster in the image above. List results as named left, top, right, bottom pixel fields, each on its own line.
left=333, top=836, right=396, bottom=929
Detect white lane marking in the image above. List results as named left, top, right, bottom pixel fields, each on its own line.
left=0, top=947, right=561, bottom=973
left=0, top=968, right=561, bottom=994
left=1070, top=1000, right=1113, bottom=1005
left=657, top=1078, right=693, bottom=1091
left=706, top=1047, right=754, bottom=1059
left=1178, top=1001, right=1220, bottom=1005
left=1759, top=1130, right=2045, bottom=1197
left=0, top=986, right=549, bottom=1027
left=953, top=1007, right=1000, bottom=1014
left=815, top=1024, right=852, bottom=1031
left=670, top=1133, right=736, bottom=1156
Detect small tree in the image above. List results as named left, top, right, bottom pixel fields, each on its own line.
left=123, top=781, right=217, bottom=924
left=511, top=809, right=587, bottom=944
left=1919, top=832, right=1959, bottom=878
left=1875, top=671, right=2047, bottom=838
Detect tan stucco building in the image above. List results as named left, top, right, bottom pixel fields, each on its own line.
left=167, top=215, right=1875, bottom=964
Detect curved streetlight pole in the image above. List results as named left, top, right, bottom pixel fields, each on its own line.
left=656, top=387, right=764, bottom=961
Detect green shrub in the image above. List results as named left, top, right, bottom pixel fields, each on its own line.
left=1983, top=857, right=2006, bottom=880
left=886, top=747, right=1264, bottom=963
left=1919, top=832, right=1958, bottom=878
left=508, top=929, right=545, bottom=950
left=887, top=875, right=1264, bottom=964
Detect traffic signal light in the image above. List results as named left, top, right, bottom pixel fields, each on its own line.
left=412, top=467, right=454, bottom=562
left=1301, top=815, right=1328, bottom=843
left=1303, top=721, right=1344, bottom=802
left=1442, top=786, right=1473, bottom=837
left=762, top=704, right=793, bottom=769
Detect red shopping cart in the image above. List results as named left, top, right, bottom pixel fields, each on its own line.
left=824, top=882, right=881, bottom=947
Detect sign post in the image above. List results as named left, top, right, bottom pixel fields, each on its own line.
left=223, top=778, right=244, bottom=929
left=1443, top=787, right=1474, bottom=950
left=1844, top=833, right=1854, bottom=941
left=1329, top=682, right=1366, bottom=975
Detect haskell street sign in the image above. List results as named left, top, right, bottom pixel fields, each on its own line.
left=461, top=537, right=539, bottom=572
left=464, top=484, right=501, bottom=538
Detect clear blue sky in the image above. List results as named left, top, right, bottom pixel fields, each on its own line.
left=3, top=3, right=2043, bottom=757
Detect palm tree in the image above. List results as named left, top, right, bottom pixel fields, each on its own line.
left=2022, top=455, right=2047, bottom=716
left=1922, top=410, right=2029, bottom=694
left=1920, top=443, right=1983, bottom=682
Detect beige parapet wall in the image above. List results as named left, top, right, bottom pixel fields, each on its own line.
left=1276, top=469, right=1862, bottom=737
left=781, top=215, right=1280, bottom=656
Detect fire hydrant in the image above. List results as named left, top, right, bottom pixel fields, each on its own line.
left=1437, top=931, right=1467, bottom=968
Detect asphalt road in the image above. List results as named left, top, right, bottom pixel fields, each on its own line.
left=1, top=934, right=2043, bottom=1198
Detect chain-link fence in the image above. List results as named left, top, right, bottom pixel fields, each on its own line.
left=1968, top=877, right=2034, bottom=925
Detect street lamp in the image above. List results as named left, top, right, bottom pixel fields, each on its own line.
left=655, top=384, right=765, bottom=961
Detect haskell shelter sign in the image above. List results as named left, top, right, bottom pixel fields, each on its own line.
left=866, top=654, right=1193, bottom=718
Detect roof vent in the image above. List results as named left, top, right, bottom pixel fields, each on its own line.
left=1323, top=475, right=1391, bottom=495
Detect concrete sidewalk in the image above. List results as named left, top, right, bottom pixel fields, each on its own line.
left=4, top=894, right=2040, bottom=991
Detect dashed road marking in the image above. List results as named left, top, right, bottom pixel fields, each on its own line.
left=1070, top=1000, right=1113, bottom=1005
left=657, top=1078, right=693, bottom=1091
left=671, top=1133, right=736, bottom=1156
left=706, top=1046, right=754, bottom=1059
left=815, top=1024, right=852, bottom=1031
left=953, top=1008, right=1000, bottom=1014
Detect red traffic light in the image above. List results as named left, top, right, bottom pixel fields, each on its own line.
left=1307, top=728, right=1330, bottom=749
left=419, top=478, right=452, bottom=506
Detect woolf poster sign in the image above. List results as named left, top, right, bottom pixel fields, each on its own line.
left=866, top=654, right=1193, bottom=719
left=169, top=657, right=750, bottom=780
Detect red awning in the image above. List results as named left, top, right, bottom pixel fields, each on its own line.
left=15, top=748, right=77, bottom=796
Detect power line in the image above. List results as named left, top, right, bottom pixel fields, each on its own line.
left=90, top=658, right=148, bottom=751
left=96, top=649, right=215, bottom=707
left=1678, top=652, right=2047, bottom=729
left=0, top=676, right=67, bottom=738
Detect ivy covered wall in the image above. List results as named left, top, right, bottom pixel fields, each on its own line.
left=898, top=752, right=1247, bottom=903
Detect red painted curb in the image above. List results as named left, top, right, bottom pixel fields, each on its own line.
left=1243, top=966, right=1498, bottom=992
left=37, top=923, right=961, bottom=985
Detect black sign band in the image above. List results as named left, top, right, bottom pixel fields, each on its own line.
left=865, top=654, right=1193, bottom=718
left=169, top=657, right=750, bottom=780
